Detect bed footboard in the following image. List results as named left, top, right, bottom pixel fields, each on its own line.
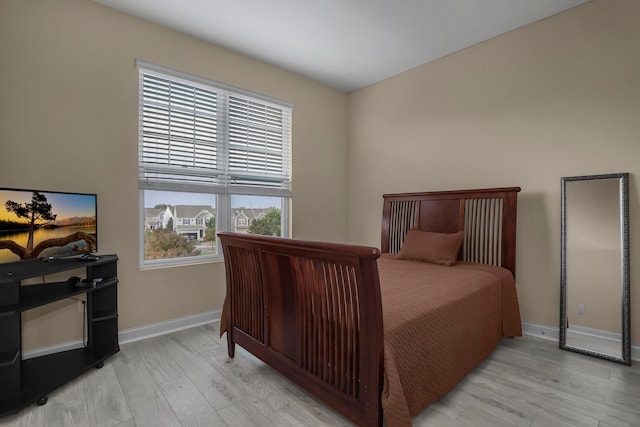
left=218, top=232, right=384, bottom=427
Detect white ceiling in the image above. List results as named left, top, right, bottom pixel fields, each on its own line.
left=95, top=0, right=590, bottom=93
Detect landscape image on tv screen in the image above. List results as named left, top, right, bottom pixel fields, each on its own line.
left=0, top=188, right=97, bottom=264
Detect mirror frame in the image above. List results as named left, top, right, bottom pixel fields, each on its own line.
left=560, top=172, right=631, bottom=365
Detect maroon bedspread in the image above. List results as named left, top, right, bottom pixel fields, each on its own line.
left=378, top=255, right=522, bottom=427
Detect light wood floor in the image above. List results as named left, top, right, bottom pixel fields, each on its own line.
left=2, top=323, right=639, bottom=427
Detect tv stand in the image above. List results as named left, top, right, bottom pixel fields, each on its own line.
left=0, top=254, right=119, bottom=417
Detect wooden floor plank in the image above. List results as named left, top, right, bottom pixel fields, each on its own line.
left=161, top=332, right=244, bottom=412
left=82, top=363, right=133, bottom=427
left=216, top=400, right=270, bottom=427
left=413, top=406, right=465, bottom=427
left=38, top=377, right=91, bottom=427
left=134, top=336, right=185, bottom=385
left=469, top=363, right=599, bottom=427
left=109, top=344, right=182, bottom=427
left=160, top=376, right=221, bottom=425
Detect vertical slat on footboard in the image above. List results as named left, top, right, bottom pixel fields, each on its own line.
left=293, top=258, right=360, bottom=398
left=226, top=246, right=265, bottom=344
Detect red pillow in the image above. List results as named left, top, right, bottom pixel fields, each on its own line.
left=396, top=229, right=464, bottom=266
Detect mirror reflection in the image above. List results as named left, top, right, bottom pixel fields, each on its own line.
left=560, top=173, right=630, bottom=365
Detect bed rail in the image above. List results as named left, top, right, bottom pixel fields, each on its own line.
left=218, top=232, right=384, bottom=427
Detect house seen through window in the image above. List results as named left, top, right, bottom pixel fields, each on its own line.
left=138, top=61, right=291, bottom=267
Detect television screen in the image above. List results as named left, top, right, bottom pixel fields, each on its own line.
left=0, top=187, right=97, bottom=264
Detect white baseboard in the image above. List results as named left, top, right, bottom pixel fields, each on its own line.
left=522, top=320, right=640, bottom=362
left=23, top=309, right=222, bottom=360
left=521, top=320, right=560, bottom=343
left=119, top=309, right=221, bottom=345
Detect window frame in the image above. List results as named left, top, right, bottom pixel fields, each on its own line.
left=137, top=61, right=292, bottom=268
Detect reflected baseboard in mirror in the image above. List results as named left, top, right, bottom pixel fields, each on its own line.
left=560, top=172, right=631, bottom=365
left=566, top=326, right=625, bottom=359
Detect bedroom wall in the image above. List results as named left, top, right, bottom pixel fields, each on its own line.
left=347, top=0, right=640, bottom=346
left=0, top=0, right=348, bottom=349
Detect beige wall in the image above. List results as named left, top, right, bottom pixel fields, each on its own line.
left=0, top=0, right=348, bottom=348
left=347, top=0, right=640, bottom=345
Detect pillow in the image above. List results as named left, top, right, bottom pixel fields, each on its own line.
left=396, top=229, right=464, bottom=266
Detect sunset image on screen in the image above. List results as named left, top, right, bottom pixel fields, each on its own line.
left=0, top=189, right=97, bottom=263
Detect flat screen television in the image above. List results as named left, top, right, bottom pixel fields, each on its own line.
left=0, top=187, right=97, bottom=264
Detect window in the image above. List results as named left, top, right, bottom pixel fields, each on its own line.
left=138, top=61, right=291, bottom=267
left=232, top=195, right=284, bottom=236
left=142, top=190, right=216, bottom=262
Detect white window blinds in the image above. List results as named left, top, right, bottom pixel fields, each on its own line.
left=228, top=95, right=290, bottom=189
left=138, top=61, right=291, bottom=196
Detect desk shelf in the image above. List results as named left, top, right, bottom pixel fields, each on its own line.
left=0, top=255, right=119, bottom=416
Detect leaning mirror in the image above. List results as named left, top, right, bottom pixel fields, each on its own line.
left=560, top=173, right=630, bottom=365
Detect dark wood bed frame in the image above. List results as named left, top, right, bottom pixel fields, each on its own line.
left=218, top=187, right=520, bottom=427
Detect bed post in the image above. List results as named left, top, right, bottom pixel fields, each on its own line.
left=500, top=188, right=519, bottom=278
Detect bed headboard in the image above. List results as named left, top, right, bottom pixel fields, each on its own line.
left=381, top=187, right=521, bottom=277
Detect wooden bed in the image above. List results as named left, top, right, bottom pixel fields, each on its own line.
left=218, top=187, right=521, bottom=427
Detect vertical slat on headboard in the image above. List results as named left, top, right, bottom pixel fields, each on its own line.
left=463, top=198, right=503, bottom=266
left=388, top=200, right=417, bottom=253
